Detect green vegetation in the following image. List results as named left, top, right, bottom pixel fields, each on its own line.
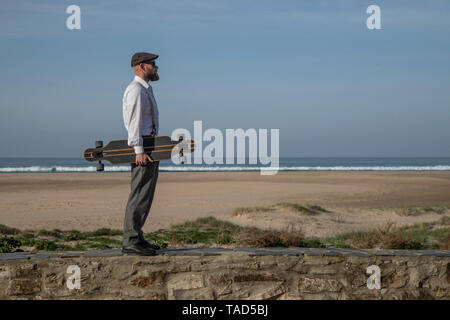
left=395, top=205, right=450, bottom=216
left=34, top=239, right=57, bottom=251
left=0, top=224, right=20, bottom=235
left=232, top=206, right=275, bottom=216
left=86, top=228, right=123, bottom=237
left=305, top=204, right=329, bottom=213
left=401, top=218, right=450, bottom=249
left=15, top=233, right=36, bottom=246
left=85, top=237, right=122, bottom=249
left=0, top=227, right=123, bottom=253
left=0, top=237, right=21, bottom=253
left=38, top=229, right=63, bottom=238
left=233, top=202, right=330, bottom=217
left=0, top=215, right=449, bottom=253
left=276, top=202, right=330, bottom=214
left=64, top=230, right=87, bottom=241
left=321, top=216, right=450, bottom=250
left=145, top=217, right=240, bottom=248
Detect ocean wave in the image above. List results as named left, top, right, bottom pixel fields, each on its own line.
left=161, top=165, right=450, bottom=171
left=1, top=165, right=450, bottom=173
left=0, top=166, right=131, bottom=173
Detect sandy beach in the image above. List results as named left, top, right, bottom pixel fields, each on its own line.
left=0, top=171, right=449, bottom=238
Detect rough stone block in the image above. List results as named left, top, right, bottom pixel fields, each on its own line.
left=7, top=279, right=41, bottom=295
left=0, top=269, right=11, bottom=280
left=308, top=265, right=341, bottom=275
left=207, top=272, right=233, bottom=286
left=382, top=271, right=407, bottom=289
left=434, top=286, right=450, bottom=298
left=129, top=270, right=167, bottom=288
left=446, top=263, right=450, bottom=284
left=303, top=256, right=333, bottom=266
left=167, top=273, right=205, bottom=299
left=343, top=264, right=366, bottom=288
left=276, top=257, right=301, bottom=271
left=343, top=288, right=382, bottom=300
left=146, top=291, right=166, bottom=300
left=12, top=263, right=41, bottom=278
left=409, top=264, right=439, bottom=288
left=249, top=284, right=287, bottom=300
left=400, top=289, right=434, bottom=300
left=298, top=277, right=342, bottom=293
left=233, top=272, right=281, bottom=283
left=1, top=249, right=450, bottom=300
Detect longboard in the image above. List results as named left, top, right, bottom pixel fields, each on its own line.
left=84, top=136, right=195, bottom=171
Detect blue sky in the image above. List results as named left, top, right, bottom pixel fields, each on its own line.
left=1, top=0, right=449, bottom=157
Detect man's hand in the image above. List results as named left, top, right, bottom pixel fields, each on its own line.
left=136, top=152, right=154, bottom=166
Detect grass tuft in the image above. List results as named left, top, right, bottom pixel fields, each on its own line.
left=440, top=235, right=450, bottom=250
left=38, top=229, right=63, bottom=238
left=0, top=212, right=449, bottom=252
left=232, top=203, right=330, bottom=217
left=439, top=216, right=450, bottom=225
left=395, top=205, right=450, bottom=216
left=0, top=224, right=20, bottom=235
left=16, top=233, right=36, bottom=246
left=63, top=230, right=87, bottom=241
left=276, top=202, right=314, bottom=214
left=86, top=228, right=123, bottom=237
left=233, top=225, right=306, bottom=248
left=232, top=206, right=274, bottom=217
left=34, top=239, right=57, bottom=251
left=0, top=237, right=21, bottom=253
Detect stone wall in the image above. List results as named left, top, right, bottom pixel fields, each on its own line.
left=0, top=248, right=449, bottom=300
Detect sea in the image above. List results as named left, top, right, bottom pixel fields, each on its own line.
left=1, top=157, right=450, bottom=173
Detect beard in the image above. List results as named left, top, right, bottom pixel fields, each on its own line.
left=149, top=72, right=159, bottom=82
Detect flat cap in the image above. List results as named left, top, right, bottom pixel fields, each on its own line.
left=131, top=52, right=158, bottom=67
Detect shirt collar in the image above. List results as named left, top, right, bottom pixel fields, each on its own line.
left=134, top=75, right=149, bottom=89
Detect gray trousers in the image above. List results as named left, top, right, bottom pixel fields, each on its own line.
left=123, top=162, right=159, bottom=246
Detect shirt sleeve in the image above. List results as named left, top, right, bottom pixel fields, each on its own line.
left=124, top=85, right=145, bottom=154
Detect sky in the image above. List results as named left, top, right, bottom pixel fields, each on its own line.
left=0, top=0, right=449, bottom=157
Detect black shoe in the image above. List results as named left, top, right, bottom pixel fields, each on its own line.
left=139, top=240, right=161, bottom=251
left=122, top=243, right=157, bottom=256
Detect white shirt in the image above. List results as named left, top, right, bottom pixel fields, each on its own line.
left=122, top=75, right=159, bottom=154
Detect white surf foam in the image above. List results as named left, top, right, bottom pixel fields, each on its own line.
left=1, top=165, right=450, bottom=173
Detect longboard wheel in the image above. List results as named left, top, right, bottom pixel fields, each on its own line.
left=96, top=163, right=104, bottom=172
left=95, top=140, right=103, bottom=148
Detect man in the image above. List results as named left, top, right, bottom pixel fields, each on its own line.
left=122, top=52, right=161, bottom=256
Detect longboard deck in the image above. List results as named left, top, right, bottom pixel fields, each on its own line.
left=84, top=136, right=195, bottom=165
